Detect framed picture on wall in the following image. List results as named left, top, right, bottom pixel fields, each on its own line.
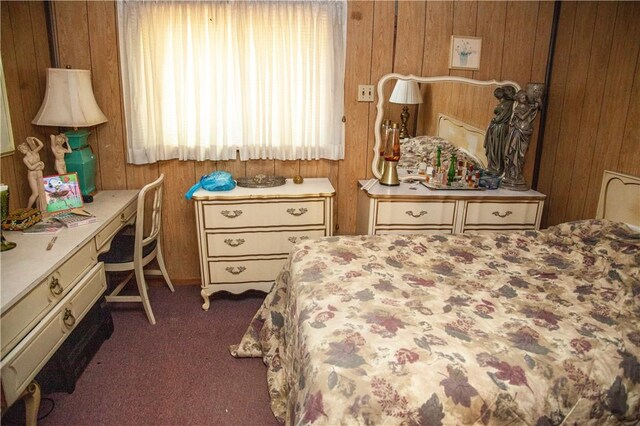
left=449, top=36, right=482, bottom=70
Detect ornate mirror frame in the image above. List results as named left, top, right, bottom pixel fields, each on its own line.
left=372, top=73, right=521, bottom=179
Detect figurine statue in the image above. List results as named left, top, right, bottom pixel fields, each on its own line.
left=502, top=83, right=543, bottom=191
left=18, top=136, right=46, bottom=210
left=51, top=133, right=72, bottom=175
left=483, top=85, right=515, bottom=176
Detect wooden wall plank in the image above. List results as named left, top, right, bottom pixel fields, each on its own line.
left=618, top=54, right=640, bottom=178
left=87, top=1, right=127, bottom=190
left=547, top=2, right=597, bottom=226
left=365, top=0, right=395, bottom=179
left=536, top=1, right=576, bottom=227
left=563, top=2, right=618, bottom=222
left=158, top=160, right=199, bottom=280
left=245, top=159, right=275, bottom=177
left=338, top=1, right=374, bottom=235
left=274, top=160, right=299, bottom=179
left=583, top=1, right=640, bottom=219
left=423, top=1, right=453, bottom=77
left=475, top=2, right=507, bottom=81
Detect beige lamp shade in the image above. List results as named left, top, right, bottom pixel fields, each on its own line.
left=32, top=68, right=107, bottom=127
left=389, top=79, right=423, bottom=105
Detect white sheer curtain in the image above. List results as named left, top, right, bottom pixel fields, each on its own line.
left=118, top=0, right=346, bottom=164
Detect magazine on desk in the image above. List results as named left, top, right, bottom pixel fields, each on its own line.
left=22, top=220, right=64, bottom=234
left=51, top=210, right=97, bottom=228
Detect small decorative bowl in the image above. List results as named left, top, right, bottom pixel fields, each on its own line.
left=479, top=174, right=502, bottom=190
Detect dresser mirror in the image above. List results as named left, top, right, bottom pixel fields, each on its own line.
left=372, top=73, right=520, bottom=179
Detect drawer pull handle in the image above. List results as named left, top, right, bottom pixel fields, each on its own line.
left=492, top=211, right=513, bottom=218
left=220, top=210, right=243, bottom=219
left=286, top=208, right=308, bottom=217
left=406, top=210, right=428, bottom=218
left=63, top=309, right=76, bottom=328
left=120, top=213, right=126, bottom=223
left=288, top=236, right=310, bottom=244
left=224, top=238, right=245, bottom=247
left=49, top=277, right=63, bottom=296
left=225, top=266, right=246, bottom=275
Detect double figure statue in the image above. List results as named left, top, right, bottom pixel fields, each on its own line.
left=502, top=83, right=544, bottom=191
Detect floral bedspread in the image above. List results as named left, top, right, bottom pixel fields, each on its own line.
left=231, top=220, right=640, bottom=425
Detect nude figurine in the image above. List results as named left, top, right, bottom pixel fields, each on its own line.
left=18, top=137, right=46, bottom=210
left=51, top=133, right=72, bottom=175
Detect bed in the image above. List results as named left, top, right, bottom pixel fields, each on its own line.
left=231, top=170, right=640, bottom=425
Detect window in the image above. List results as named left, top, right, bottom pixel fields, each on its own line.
left=118, top=0, right=346, bottom=164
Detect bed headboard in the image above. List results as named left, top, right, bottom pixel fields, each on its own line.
left=596, top=170, right=640, bottom=227
left=436, top=113, right=487, bottom=168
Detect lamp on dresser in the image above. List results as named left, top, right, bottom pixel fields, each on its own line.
left=32, top=68, right=107, bottom=201
left=389, top=79, right=423, bottom=139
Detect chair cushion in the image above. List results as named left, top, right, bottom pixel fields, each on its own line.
left=98, top=225, right=157, bottom=264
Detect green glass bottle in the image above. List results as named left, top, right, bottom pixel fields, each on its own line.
left=447, top=154, right=457, bottom=186
left=436, top=146, right=442, bottom=170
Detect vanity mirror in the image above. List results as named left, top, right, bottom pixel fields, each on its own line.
left=372, top=73, right=521, bottom=179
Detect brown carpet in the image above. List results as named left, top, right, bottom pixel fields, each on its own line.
left=13, top=286, right=280, bottom=426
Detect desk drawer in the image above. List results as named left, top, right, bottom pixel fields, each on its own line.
left=208, top=258, right=286, bottom=285
left=206, top=229, right=326, bottom=258
left=1, top=241, right=97, bottom=358
left=1, top=262, right=106, bottom=406
left=376, top=201, right=455, bottom=227
left=464, top=201, right=540, bottom=228
left=95, top=200, right=137, bottom=251
left=202, top=200, right=326, bottom=229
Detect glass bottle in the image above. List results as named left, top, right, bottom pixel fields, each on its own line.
left=447, top=154, right=457, bottom=186
left=436, top=146, right=442, bottom=171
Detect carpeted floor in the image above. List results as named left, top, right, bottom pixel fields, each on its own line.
left=5, top=285, right=280, bottom=426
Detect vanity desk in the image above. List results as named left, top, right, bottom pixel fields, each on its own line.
left=356, top=180, right=545, bottom=235
left=1, top=190, right=138, bottom=424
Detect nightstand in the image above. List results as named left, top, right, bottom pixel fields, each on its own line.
left=192, top=178, right=335, bottom=310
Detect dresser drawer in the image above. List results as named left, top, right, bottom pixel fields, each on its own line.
left=208, top=258, right=287, bottom=285
left=1, top=262, right=106, bottom=406
left=463, top=201, right=540, bottom=228
left=95, top=200, right=137, bottom=251
left=376, top=201, right=456, bottom=227
left=206, top=229, right=326, bottom=258
left=202, top=199, right=326, bottom=229
left=1, top=241, right=97, bottom=358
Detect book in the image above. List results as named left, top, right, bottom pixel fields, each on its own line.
left=22, top=220, right=65, bottom=234
left=51, top=211, right=97, bottom=228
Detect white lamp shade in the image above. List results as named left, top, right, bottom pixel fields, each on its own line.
left=389, top=79, right=423, bottom=105
left=32, top=68, right=107, bottom=127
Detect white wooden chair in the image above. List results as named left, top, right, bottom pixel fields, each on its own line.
left=99, top=174, right=174, bottom=324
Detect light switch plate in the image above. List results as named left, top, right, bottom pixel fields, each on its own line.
left=357, top=85, right=374, bottom=102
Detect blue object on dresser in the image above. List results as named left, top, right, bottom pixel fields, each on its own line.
left=185, top=171, right=236, bottom=199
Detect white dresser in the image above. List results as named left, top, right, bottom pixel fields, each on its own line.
left=0, top=190, right=138, bottom=423
left=356, top=180, right=545, bottom=235
left=192, top=178, right=335, bottom=310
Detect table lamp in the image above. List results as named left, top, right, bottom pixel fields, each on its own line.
left=389, top=79, right=423, bottom=139
left=32, top=68, right=107, bottom=199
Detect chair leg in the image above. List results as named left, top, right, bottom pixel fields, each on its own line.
left=135, top=263, right=156, bottom=325
left=156, top=240, right=175, bottom=292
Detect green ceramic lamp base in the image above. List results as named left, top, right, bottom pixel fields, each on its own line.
left=64, top=129, right=96, bottom=197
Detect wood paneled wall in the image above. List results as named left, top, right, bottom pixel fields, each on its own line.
left=537, top=1, right=640, bottom=226
left=5, top=1, right=634, bottom=283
